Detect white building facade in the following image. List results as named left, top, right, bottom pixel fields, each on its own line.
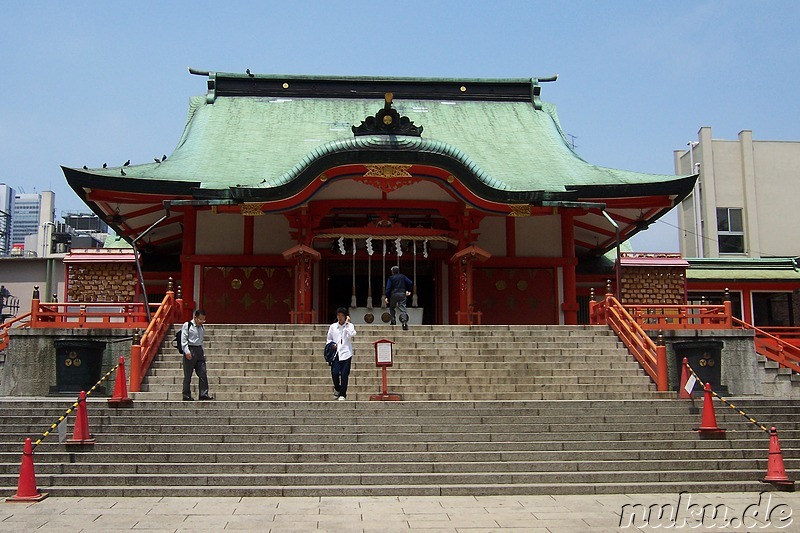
left=675, top=127, right=800, bottom=259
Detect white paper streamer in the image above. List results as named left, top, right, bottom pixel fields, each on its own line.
left=395, top=237, right=403, bottom=257
left=338, top=236, right=345, bottom=255
left=366, top=237, right=374, bottom=256
left=423, top=239, right=429, bottom=258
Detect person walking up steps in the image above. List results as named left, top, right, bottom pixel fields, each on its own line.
left=385, top=265, right=413, bottom=330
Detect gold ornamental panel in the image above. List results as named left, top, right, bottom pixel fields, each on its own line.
left=240, top=203, right=265, bottom=216
left=363, top=164, right=413, bottom=179
left=509, top=204, right=532, bottom=217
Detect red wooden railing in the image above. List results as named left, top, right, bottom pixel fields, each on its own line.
left=623, top=303, right=732, bottom=330
left=0, top=312, right=32, bottom=351
left=757, top=326, right=800, bottom=348
left=129, top=288, right=183, bottom=392
left=732, top=318, right=800, bottom=374
left=591, top=287, right=800, bottom=375
left=589, top=294, right=668, bottom=391
left=30, top=301, right=149, bottom=328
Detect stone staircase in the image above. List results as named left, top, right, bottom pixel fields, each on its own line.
left=1, top=324, right=797, bottom=497
left=138, top=324, right=664, bottom=401
left=0, top=397, right=797, bottom=496
left=759, top=354, right=800, bottom=398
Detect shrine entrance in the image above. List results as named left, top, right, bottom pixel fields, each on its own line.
left=323, top=258, right=439, bottom=325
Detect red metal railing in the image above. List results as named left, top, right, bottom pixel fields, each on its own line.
left=732, top=318, right=800, bottom=374
left=129, top=289, right=182, bottom=392
left=589, top=294, right=668, bottom=391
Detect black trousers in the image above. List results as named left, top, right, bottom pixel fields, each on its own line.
left=331, top=356, right=352, bottom=398
left=183, top=345, right=209, bottom=399
left=389, top=292, right=408, bottom=325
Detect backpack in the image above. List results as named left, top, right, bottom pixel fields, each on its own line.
left=324, top=341, right=337, bottom=365
left=173, top=322, right=190, bottom=354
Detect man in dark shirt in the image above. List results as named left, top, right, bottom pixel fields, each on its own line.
left=384, top=265, right=413, bottom=330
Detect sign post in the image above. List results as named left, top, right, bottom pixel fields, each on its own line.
left=369, top=338, right=401, bottom=401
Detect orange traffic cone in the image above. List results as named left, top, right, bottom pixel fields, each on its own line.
left=108, top=356, right=134, bottom=408
left=6, top=438, right=48, bottom=502
left=66, top=390, right=96, bottom=447
left=695, top=383, right=726, bottom=439
left=679, top=357, right=692, bottom=399
left=760, top=427, right=796, bottom=491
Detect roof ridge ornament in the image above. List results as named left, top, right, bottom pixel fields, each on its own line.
left=352, top=93, right=423, bottom=137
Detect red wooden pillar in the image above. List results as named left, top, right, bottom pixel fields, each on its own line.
left=282, top=244, right=321, bottom=324
left=561, top=211, right=578, bottom=325
left=450, top=245, right=491, bottom=325
left=180, top=207, right=197, bottom=322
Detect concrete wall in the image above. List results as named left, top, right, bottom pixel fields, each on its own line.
left=515, top=215, right=561, bottom=257
left=0, top=329, right=133, bottom=396
left=660, top=329, right=759, bottom=395
left=253, top=215, right=294, bottom=255
left=0, top=257, right=66, bottom=316
left=196, top=211, right=244, bottom=255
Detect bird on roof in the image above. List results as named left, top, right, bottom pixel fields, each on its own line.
left=154, top=157, right=161, bottom=164
left=123, top=160, right=130, bottom=166
left=246, top=69, right=254, bottom=77
left=162, top=154, right=167, bottom=161
left=120, top=168, right=126, bottom=176
left=82, top=165, right=88, bottom=170
left=102, top=163, right=108, bottom=169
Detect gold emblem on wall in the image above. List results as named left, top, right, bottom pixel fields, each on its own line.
left=364, top=164, right=413, bottom=178
left=231, top=278, right=242, bottom=290
left=240, top=203, right=265, bottom=216
left=253, top=278, right=264, bottom=290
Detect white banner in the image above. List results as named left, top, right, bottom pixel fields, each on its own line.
left=57, top=418, right=67, bottom=444
left=684, top=374, right=697, bottom=394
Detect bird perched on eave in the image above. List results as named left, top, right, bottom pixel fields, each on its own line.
left=154, top=157, right=161, bottom=164
left=246, top=69, right=254, bottom=77
left=123, top=160, right=130, bottom=166
left=102, top=163, right=107, bottom=169
left=162, top=154, right=167, bottom=161
left=120, top=168, right=126, bottom=176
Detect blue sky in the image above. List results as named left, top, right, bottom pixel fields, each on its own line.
left=1, top=1, right=798, bottom=251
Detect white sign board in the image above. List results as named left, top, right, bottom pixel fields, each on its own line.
left=376, top=342, right=393, bottom=365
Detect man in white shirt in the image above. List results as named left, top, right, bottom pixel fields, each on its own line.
left=326, top=307, right=356, bottom=400
left=181, top=309, right=214, bottom=401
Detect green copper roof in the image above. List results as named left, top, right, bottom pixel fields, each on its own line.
left=70, top=79, right=692, bottom=198
left=687, top=257, right=800, bottom=281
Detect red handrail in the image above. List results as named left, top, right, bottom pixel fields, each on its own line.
left=0, top=312, right=32, bottom=351
left=733, top=318, right=800, bottom=374
left=622, top=303, right=732, bottom=330
left=29, top=301, right=149, bottom=328
left=590, top=295, right=668, bottom=391
left=129, top=291, right=182, bottom=392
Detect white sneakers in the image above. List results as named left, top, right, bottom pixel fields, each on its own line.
left=337, top=396, right=346, bottom=401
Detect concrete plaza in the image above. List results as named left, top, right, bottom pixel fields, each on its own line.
left=2, top=492, right=799, bottom=532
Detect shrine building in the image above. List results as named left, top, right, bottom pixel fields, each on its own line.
left=62, top=70, right=696, bottom=325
